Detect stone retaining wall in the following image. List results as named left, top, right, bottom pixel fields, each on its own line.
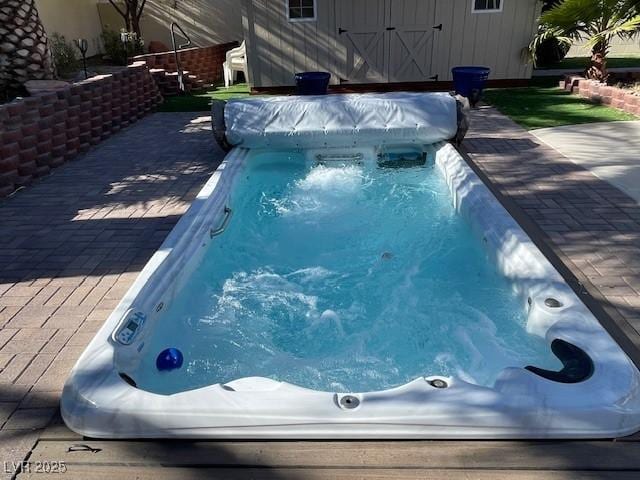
left=0, top=61, right=163, bottom=198
left=562, top=74, right=640, bottom=115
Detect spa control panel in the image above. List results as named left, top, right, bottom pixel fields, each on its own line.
left=114, top=310, right=146, bottom=345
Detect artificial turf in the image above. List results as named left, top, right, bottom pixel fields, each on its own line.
left=536, top=55, right=640, bottom=71
left=483, top=85, right=637, bottom=130
left=158, top=83, right=252, bottom=112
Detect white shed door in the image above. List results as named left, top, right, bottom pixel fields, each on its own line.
left=387, top=0, right=438, bottom=82
left=336, top=0, right=389, bottom=83
left=337, top=0, right=439, bottom=84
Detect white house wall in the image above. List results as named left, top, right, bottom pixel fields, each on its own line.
left=242, top=0, right=341, bottom=87
left=36, top=0, right=104, bottom=57
left=98, top=0, right=243, bottom=50
left=242, top=0, right=540, bottom=88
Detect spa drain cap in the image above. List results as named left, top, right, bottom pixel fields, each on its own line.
left=429, top=379, right=448, bottom=389
left=545, top=298, right=563, bottom=308
left=339, top=395, right=360, bottom=409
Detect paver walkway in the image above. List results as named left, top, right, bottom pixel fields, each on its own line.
left=532, top=121, right=640, bottom=204
left=0, top=112, right=221, bottom=476
left=463, top=107, right=640, bottom=365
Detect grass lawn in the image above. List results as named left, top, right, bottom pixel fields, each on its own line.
left=483, top=85, right=637, bottom=130
left=158, top=83, right=251, bottom=112
left=536, top=55, right=640, bottom=71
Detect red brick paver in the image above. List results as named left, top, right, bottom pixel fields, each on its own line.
left=0, top=112, right=219, bottom=468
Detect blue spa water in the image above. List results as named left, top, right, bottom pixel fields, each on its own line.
left=133, top=150, right=559, bottom=394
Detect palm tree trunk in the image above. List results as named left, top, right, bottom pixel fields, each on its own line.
left=0, top=0, right=55, bottom=93
left=585, top=41, right=609, bottom=83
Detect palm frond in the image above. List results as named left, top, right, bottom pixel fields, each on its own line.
left=586, top=14, right=640, bottom=49
left=524, top=27, right=573, bottom=66
left=541, top=0, right=601, bottom=32
left=539, top=0, right=640, bottom=55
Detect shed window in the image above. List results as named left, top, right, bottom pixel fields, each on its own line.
left=472, top=0, right=502, bottom=12
left=287, top=0, right=316, bottom=21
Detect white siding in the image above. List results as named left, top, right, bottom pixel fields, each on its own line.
left=98, top=0, right=243, bottom=50
left=243, top=0, right=339, bottom=86
left=243, top=0, right=540, bottom=87
left=37, top=0, right=104, bottom=57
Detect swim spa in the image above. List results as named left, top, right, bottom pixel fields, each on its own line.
left=62, top=93, right=640, bottom=438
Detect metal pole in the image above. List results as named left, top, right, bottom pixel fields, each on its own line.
left=75, top=38, right=89, bottom=79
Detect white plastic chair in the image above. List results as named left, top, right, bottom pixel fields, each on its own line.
left=223, top=41, right=247, bottom=87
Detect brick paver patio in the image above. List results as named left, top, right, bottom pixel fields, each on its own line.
left=1, top=105, right=640, bottom=476
left=0, top=112, right=220, bottom=473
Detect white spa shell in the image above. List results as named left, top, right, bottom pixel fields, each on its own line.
left=61, top=94, right=640, bottom=438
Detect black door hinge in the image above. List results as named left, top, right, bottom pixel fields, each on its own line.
left=339, top=28, right=348, bottom=34
left=429, top=74, right=439, bottom=81
left=339, top=78, right=349, bottom=84
left=433, top=23, right=443, bottom=30
left=386, top=27, right=396, bottom=31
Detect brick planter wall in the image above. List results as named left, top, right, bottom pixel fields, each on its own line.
left=562, top=74, right=640, bottom=116
left=0, top=61, right=163, bottom=198
left=133, top=42, right=239, bottom=95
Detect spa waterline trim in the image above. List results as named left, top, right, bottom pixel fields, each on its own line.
left=60, top=142, right=640, bottom=439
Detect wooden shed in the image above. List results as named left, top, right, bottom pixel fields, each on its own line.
left=241, top=0, right=541, bottom=90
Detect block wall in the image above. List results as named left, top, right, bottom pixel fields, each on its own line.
left=562, top=74, right=640, bottom=116
left=0, top=62, right=163, bottom=197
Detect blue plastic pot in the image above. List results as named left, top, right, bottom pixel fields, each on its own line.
left=451, top=66, right=491, bottom=104
left=295, top=72, right=331, bottom=95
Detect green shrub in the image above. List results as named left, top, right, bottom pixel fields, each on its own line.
left=101, top=28, right=144, bottom=65
left=50, top=33, right=78, bottom=78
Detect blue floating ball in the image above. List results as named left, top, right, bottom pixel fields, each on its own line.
left=156, top=348, right=183, bottom=371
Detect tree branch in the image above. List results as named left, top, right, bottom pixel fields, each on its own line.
left=107, top=0, right=128, bottom=21
left=137, top=0, right=147, bottom=19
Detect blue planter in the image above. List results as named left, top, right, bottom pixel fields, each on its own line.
left=295, top=72, right=331, bottom=95
left=451, top=66, right=490, bottom=105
